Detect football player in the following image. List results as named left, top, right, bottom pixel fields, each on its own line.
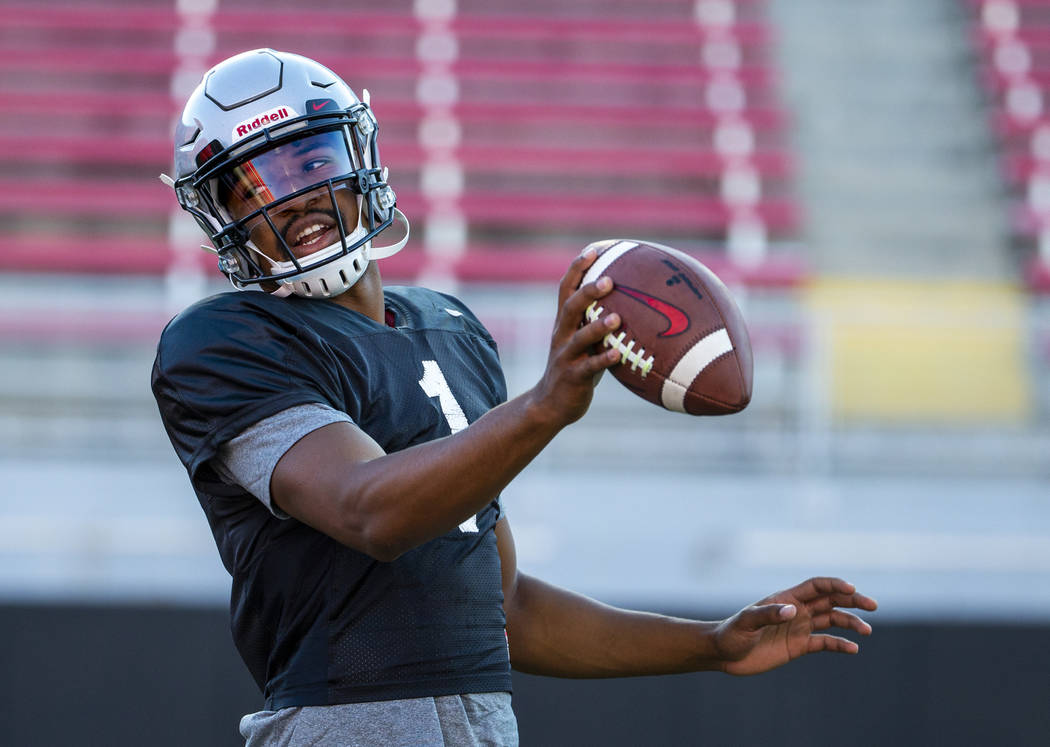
left=152, top=49, right=877, bottom=746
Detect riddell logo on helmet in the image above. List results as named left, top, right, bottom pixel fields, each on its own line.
left=232, top=106, right=298, bottom=140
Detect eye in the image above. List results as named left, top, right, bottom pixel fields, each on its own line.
left=306, top=155, right=342, bottom=176
left=300, top=145, right=343, bottom=173
left=303, top=158, right=329, bottom=172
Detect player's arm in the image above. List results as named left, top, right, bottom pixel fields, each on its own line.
left=496, top=518, right=877, bottom=677
left=271, top=249, right=623, bottom=562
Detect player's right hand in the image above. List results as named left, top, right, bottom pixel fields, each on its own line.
left=529, top=248, right=623, bottom=427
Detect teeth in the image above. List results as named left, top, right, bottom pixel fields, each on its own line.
left=294, top=223, right=329, bottom=246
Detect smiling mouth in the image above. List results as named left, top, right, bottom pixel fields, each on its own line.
left=283, top=212, right=339, bottom=257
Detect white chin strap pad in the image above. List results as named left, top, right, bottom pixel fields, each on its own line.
left=365, top=208, right=410, bottom=260
left=263, top=209, right=409, bottom=299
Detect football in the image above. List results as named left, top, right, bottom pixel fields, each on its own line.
left=580, top=239, right=753, bottom=415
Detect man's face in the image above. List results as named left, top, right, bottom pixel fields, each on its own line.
left=218, top=131, right=362, bottom=267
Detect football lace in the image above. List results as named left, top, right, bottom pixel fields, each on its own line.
left=585, top=302, right=655, bottom=377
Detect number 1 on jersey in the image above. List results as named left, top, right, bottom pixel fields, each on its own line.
left=418, top=360, right=469, bottom=434
left=418, top=360, right=477, bottom=532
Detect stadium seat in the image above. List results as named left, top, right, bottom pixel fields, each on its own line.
left=966, top=0, right=1050, bottom=283
left=0, top=0, right=804, bottom=290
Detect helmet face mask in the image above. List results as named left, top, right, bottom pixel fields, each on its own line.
left=194, top=122, right=377, bottom=287
left=170, top=49, right=408, bottom=298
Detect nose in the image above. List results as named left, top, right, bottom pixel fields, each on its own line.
left=276, top=184, right=330, bottom=215
left=302, top=188, right=328, bottom=209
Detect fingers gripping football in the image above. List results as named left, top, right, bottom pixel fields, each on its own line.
left=555, top=249, right=618, bottom=345
left=533, top=250, right=622, bottom=426
left=557, top=257, right=623, bottom=376
left=556, top=248, right=599, bottom=311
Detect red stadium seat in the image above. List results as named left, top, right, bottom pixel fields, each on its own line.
left=967, top=0, right=1050, bottom=274
left=0, top=0, right=803, bottom=287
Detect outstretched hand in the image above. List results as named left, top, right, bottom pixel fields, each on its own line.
left=714, top=577, right=878, bottom=676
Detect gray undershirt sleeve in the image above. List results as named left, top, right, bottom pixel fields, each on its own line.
left=212, top=402, right=353, bottom=518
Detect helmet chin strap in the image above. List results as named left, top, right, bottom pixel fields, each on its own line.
left=259, top=208, right=410, bottom=299
left=365, top=208, right=410, bottom=260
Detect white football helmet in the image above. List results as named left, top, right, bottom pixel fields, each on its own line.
left=167, top=49, right=409, bottom=298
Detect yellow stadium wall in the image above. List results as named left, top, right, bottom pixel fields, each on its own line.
left=807, top=278, right=1032, bottom=424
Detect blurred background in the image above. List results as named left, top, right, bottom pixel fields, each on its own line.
left=1, top=0, right=1048, bottom=744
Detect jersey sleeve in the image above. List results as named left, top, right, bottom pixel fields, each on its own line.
left=151, top=295, right=352, bottom=480
left=212, top=402, right=353, bottom=517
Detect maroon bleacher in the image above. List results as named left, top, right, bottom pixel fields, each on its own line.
left=966, top=0, right=1050, bottom=289
left=0, top=0, right=804, bottom=286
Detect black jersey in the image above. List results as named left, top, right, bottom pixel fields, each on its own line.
left=151, top=287, right=512, bottom=708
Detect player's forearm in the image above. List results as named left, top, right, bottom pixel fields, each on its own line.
left=282, top=255, right=616, bottom=560
left=505, top=573, right=724, bottom=678
left=341, top=387, right=566, bottom=559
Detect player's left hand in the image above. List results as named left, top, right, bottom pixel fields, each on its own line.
left=713, top=576, right=878, bottom=676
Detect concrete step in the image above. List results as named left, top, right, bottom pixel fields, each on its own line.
left=797, top=35, right=974, bottom=62
left=778, top=0, right=967, bottom=25
left=811, top=193, right=1007, bottom=227
left=808, top=225, right=1011, bottom=277
left=789, top=80, right=987, bottom=123
left=769, top=0, right=1009, bottom=278
left=791, top=36, right=976, bottom=72
left=805, top=172, right=1006, bottom=208
left=812, top=222, right=1007, bottom=253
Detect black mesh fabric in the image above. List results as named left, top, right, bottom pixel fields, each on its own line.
left=152, top=287, right=512, bottom=707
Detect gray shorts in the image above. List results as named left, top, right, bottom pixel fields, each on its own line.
left=239, top=691, right=518, bottom=746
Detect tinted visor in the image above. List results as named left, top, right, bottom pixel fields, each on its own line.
left=215, top=130, right=360, bottom=223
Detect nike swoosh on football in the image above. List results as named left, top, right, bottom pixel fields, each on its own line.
left=616, top=286, right=690, bottom=337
